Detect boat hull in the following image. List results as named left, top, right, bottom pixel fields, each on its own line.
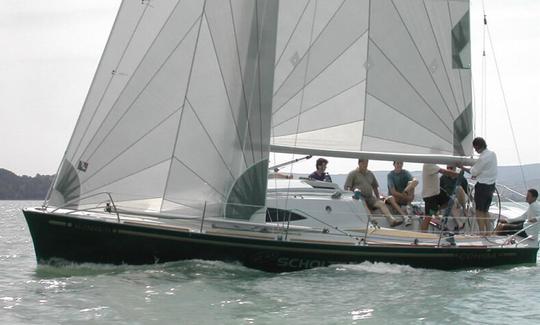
left=23, top=209, right=538, bottom=272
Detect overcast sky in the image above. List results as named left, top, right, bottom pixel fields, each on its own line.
left=1, top=0, right=539, bottom=176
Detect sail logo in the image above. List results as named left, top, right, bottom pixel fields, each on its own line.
left=77, top=160, right=88, bottom=172
left=277, top=257, right=329, bottom=269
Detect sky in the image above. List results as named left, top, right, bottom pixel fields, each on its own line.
left=1, top=0, right=539, bottom=176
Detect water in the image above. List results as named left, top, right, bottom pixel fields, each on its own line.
left=2, top=201, right=540, bottom=324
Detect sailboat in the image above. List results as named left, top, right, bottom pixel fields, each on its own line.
left=23, top=0, right=538, bottom=272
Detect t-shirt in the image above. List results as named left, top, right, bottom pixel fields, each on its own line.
left=514, top=201, right=540, bottom=223
left=344, top=168, right=378, bottom=200
left=387, top=170, right=413, bottom=194
left=422, top=164, right=440, bottom=198
left=308, top=171, right=332, bottom=182
left=519, top=201, right=540, bottom=237
left=470, top=148, right=497, bottom=185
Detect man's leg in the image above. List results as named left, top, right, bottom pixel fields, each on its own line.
left=495, top=221, right=523, bottom=236
left=476, top=210, right=491, bottom=234
left=476, top=210, right=483, bottom=233
left=456, top=187, right=466, bottom=208
left=385, top=196, right=406, bottom=216
left=403, top=180, right=418, bottom=203
left=373, top=200, right=399, bottom=226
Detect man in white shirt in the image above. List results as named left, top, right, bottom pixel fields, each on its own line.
left=420, top=163, right=462, bottom=231
left=495, top=189, right=539, bottom=237
left=461, top=137, right=497, bottom=234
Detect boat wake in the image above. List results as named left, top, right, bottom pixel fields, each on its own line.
left=334, top=261, right=423, bottom=275
left=33, top=258, right=263, bottom=279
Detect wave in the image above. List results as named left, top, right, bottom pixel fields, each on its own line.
left=33, top=258, right=265, bottom=279
left=332, top=261, right=424, bottom=275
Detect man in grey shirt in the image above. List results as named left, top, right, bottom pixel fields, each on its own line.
left=345, top=159, right=402, bottom=227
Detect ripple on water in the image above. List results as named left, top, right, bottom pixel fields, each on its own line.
left=2, top=201, right=540, bottom=324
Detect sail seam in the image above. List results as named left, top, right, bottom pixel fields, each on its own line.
left=160, top=1, right=207, bottom=212
left=75, top=108, right=183, bottom=189
left=172, top=157, right=226, bottom=198
left=71, top=158, right=171, bottom=202
left=273, top=0, right=312, bottom=69
left=284, top=0, right=320, bottom=217
left=422, top=0, right=461, bottom=118
left=368, top=38, right=453, bottom=135
left=255, top=0, right=264, bottom=162
left=70, top=2, right=151, bottom=163
left=272, top=28, right=369, bottom=116
left=272, top=78, right=366, bottom=129
left=362, top=0, right=372, bottom=151
left=229, top=0, right=256, bottom=163
left=362, top=134, right=453, bottom=153
left=75, top=0, right=198, bottom=164
left=272, top=0, right=347, bottom=97
left=390, top=0, right=456, bottom=121
left=161, top=197, right=207, bottom=213
left=204, top=9, right=250, bottom=168
left=366, top=92, right=453, bottom=146
left=274, top=120, right=363, bottom=140
left=184, top=98, right=236, bottom=180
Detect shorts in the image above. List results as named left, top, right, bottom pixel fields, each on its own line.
left=423, top=192, right=449, bottom=215
left=474, top=183, right=495, bottom=212
left=364, top=196, right=378, bottom=210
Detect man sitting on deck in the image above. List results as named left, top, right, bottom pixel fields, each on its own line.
left=387, top=161, right=418, bottom=223
left=495, top=189, right=540, bottom=237
left=345, top=159, right=402, bottom=227
left=387, top=161, right=418, bottom=205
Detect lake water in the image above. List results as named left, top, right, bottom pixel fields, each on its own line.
left=2, top=201, right=540, bottom=324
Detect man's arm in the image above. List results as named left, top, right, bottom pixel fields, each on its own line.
left=344, top=172, right=353, bottom=191
left=373, top=185, right=380, bottom=199
left=387, top=173, right=401, bottom=198
left=439, top=168, right=459, bottom=178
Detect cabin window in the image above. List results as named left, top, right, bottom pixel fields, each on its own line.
left=266, top=208, right=307, bottom=222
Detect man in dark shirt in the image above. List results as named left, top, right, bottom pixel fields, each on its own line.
left=440, top=166, right=468, bottom=196
left=387, top=161, right=418, bottom=206
left=308, top=158, right=332, bottom=182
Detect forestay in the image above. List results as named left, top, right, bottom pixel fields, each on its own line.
left=47, top=0, right=279, bottom=220
left=271, top=0, right=473, bottom=159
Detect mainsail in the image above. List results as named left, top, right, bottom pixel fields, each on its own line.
left=47, top=0, right=279, bottom=219
left=271, top=0, right=473, bottom=160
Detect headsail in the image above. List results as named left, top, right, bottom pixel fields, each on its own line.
left=271, top=0, right=473, bottom=160
left=48, top=0, right=279, bottom=220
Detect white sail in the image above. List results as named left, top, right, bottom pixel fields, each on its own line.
left=271, top=0, right=473, bottom=159
left=48, top=0, right=279, bottom=220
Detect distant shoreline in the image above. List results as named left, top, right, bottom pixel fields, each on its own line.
left=1, top=164, right=539, bottom=201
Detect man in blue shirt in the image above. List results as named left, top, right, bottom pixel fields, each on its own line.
left=387, top=161, right=418, bottom=206
left=308, top=158, right=332, bottom=182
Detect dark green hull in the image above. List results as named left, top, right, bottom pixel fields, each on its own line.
left=23, top=209, right=538, bottom=272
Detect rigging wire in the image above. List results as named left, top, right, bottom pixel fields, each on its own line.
left=480, top=0, right=487, bottom=137
left=482, top=4, right=528, bottom=190
left=283, top=1, right=319, bottom=231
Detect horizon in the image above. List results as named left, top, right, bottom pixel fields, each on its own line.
left=3, top=161, right=540, bottom=178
